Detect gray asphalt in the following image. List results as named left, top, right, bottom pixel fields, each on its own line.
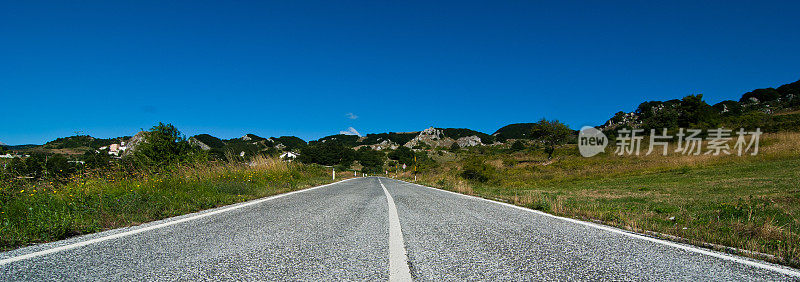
left=1, top=177, right=798, bottom=281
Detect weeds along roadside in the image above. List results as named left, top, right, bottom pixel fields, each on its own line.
left=0, top=155, right=335, bottom=251
left=403, top=132, right=800, bottom=268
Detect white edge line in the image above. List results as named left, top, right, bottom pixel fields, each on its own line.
left=0, top=178, right=358, bottom=266
left=379, top=178, right=413, bottom=281
left=390, top=178, right=800, bottom=278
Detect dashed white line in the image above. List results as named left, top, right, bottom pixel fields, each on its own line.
left=379, top=178, right=413, bottom=281
left=0, top=178, right=357, bottom=266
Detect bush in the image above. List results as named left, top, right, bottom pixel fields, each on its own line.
left=130, top=123, right=205, bottom=168
left=9, top=153, right=46, bottom=179
left=298, top=142, right=355, bottom=166
left=44, top=154, right=76, bottom=180
left=460, top=158, right=493, bottom=182
left=82, top=150, right=112, bottom=169
left=388, top=146, right=414, bottom=165
left=510, top=140, right=525, bottom=151
left=357, top=147, right=385, bottom=173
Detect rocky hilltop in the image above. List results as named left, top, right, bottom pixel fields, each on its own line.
left=402, top=127, right=490, bottom=149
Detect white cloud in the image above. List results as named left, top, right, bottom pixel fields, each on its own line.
left=346, top=112, right=358, bottom=120
left=339, top=127, right=361, bottom=136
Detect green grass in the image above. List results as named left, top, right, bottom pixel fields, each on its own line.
left=411, top=132, right=800, bottom=268
left=0, top=158, right=336, bottom=250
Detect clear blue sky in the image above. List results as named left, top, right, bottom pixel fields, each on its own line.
left=2, top=1, right=798, bottom=145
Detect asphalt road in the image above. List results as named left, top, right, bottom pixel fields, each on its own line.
left=1, top=177, right=798, bottom=281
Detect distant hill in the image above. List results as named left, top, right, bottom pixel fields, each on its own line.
left=312, top=134, right=360, bottom=147
left=441, top=128, right=495, bottom=143
left=493, top=123, right=538, bottom=141
left=4, top=144, right=39, bottom=150
left=1, top=135, right=127, bottom=155
left=361, top=132, right=418, bottom=146
left=270, top=136, right=307, bottom=150
left=189, top=134, right=226, bottom=150
left=309, top=127, right=496, bottom=150
left=43, top=135, right=118, bottom=150
left=7, top=78, right=799, bottom=158
left=602, top=78, right=800, bottom=133
left=186, top=134, right=308, bottom=159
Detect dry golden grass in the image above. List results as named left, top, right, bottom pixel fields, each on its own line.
left=411, top=131, right=800, bottom=267
left=249, top=155, right=291, bottom=172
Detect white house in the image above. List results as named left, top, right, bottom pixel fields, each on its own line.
left=103, top=141, right=129, bottom=156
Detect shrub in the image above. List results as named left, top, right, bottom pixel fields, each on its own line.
left=130, top=122, right=205, bottom=168
left=82, top=150, right=112, bottom=169
left=298, top=142, right=355, bottom=166
left=44, top=154, right=75, bottom=180
left=388, top=146, right=414, bottom=165
left=357, top=147, right=385, bottom=173
left=460, top=158, right=493, bottom=182
left=510, top=140, right=525, bottom=151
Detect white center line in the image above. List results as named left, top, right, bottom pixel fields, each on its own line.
left=379, top=178, right=413, bottom=281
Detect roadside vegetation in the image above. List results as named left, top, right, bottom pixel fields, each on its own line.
left=0, top=124, right=337, bottom=250
left=2, top=78, right=798, bottom=267
left=403, top=131, right=800, bottom=268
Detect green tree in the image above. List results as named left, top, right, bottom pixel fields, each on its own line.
left=82, top=150, right=112, bottom=169
left=713, top=100, right=743, bottom=116
left=10, top=153, right=47, bottom=179
left=357, top=147, right=385, bottom=174
left=510, top=140, right=525, bottom=152
left=531, top=119, right=572, bottom=159
left=642, top=107, right=680, bottom=131
left=677, top=94, right=716, bottom=128
left=298, top=142, right=355, bottom=166
left=45, top=154, right=75, bottom=180
left=388, top=146, right=414, bottom=166
left=131, top=123, right=201, bottom=168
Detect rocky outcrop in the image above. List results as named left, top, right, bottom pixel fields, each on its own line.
left=188, top=137, right=212, bottom=150
left=404, top=127, right=446, bottom=148
left=456, top=135, right=483, bottom=147
left=370, top=139, right=398, bottom=150
left=120, top=131, right=146, bottom=157
left=403, top=127, right=484, bottom=148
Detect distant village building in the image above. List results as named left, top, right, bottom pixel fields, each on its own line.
left=100, top=141, right=128, bottom=156
left=0, top=154, right=29, bottom=159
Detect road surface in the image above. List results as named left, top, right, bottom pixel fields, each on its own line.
left=1, top=177, right=798, bottom=281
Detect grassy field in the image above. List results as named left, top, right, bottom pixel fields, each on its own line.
left=0, top=156, right=340, bottom=250
left=408, top=132, right=800, bottom=268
